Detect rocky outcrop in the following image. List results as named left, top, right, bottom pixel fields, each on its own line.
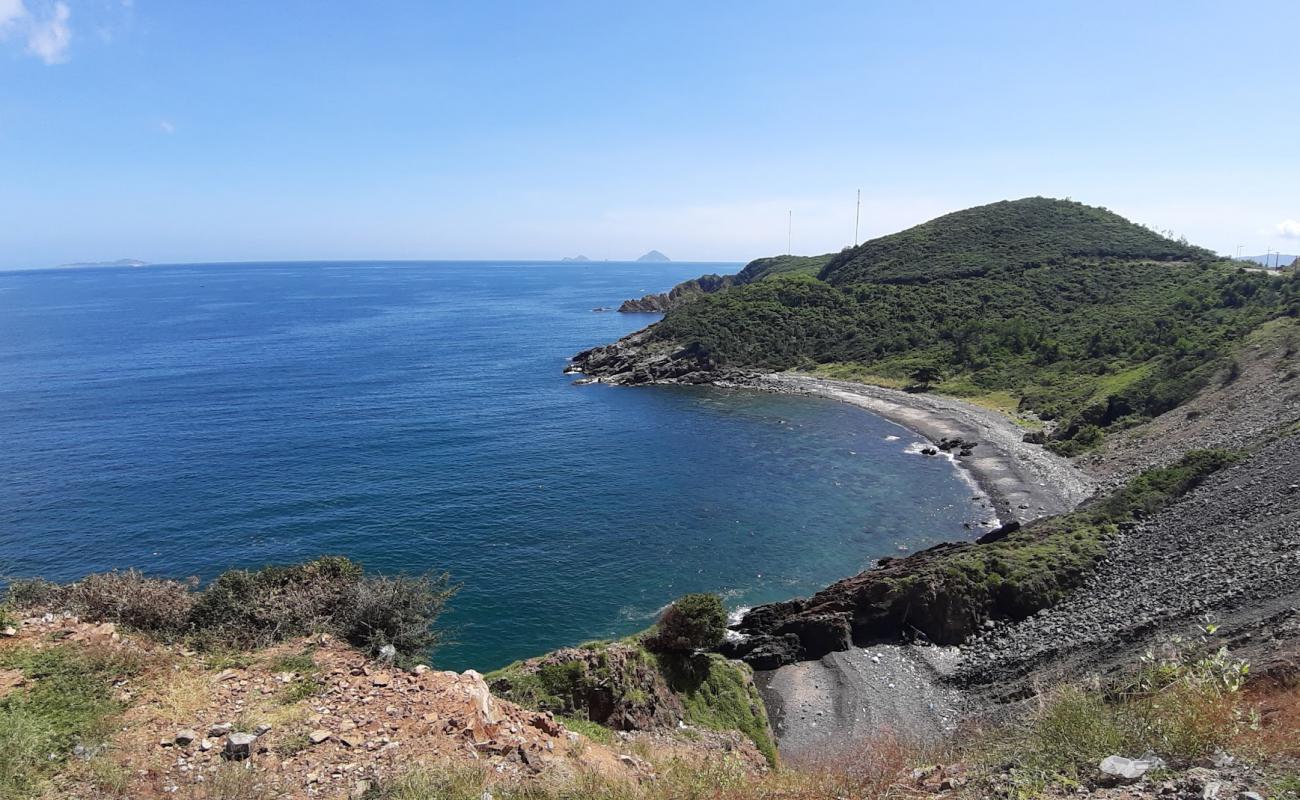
left=721, top=541, right=995, bottom=669
left=567, top=328, right=730, bottom=385
left=618, top=274, right=736, bottom=313
left=489, top=644, right=684, bottom=731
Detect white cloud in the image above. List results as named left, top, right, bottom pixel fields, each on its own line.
left=25, top=1, right=70, bottom=64
left=1277, top=219, right=1300, bottom=239
left=0, top=0, right=26, bottom=30
left=0, top=1, right=71, bottom=63
left=159, top=119, right=175, bottom=134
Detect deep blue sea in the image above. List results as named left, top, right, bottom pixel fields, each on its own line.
left=0, top=261, right=983, bottom=670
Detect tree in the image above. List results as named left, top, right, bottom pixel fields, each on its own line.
left=907, top=364, right=942, bottom=391
left=646, top=593, right=727, bottom=653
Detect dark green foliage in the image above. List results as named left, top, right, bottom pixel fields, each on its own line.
left=649, top=199, right=1300, bottom=450
left=734, top=253, right=832, bottom=283
left=4, top=557, right=457, bottom=662
left=819, top=197, right=1209, bottom=286
left=1087, top=449, right=1243, bottom=522
left=647, top=593, right=728, bottom=653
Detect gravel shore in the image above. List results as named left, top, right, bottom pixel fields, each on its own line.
left=742, top=374, right=1096, bottom=525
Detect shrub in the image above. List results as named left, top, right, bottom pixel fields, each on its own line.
left=342, top=572, right=458, bottom=661
left=646, top=593, right=728, bottom=654
left=188, top=556, right=364, bottom=648
left=64, top=570, right=194, bottom=636
left=4, top=557, right=456, bottom=661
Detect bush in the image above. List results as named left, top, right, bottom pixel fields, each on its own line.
left=68, top=570, right=194, bottom=636
left=3, top=557, right=457, bottom=661
left=343, top=573, right=457, bottom=660
left=188, top=556, right=365, bottom=649
left=646, top=593, right=728, bottom=654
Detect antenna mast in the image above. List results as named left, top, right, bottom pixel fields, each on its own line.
left=854, top=189, right=861, bottom=247
left=787, top=210, right=792, bottom=255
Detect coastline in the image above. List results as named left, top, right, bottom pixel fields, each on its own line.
left=568, top=358, right=1100, bottom=757
left=734, top=373, right=1096, bottom=526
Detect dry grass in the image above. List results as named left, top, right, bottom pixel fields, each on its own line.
left=153, top=667, right=214, bottom=724
left=367, top=733, right=926, bottom=800
left=1236, top=677, right=1300, bottom=759
left=193, top=763, right=280, bottom=800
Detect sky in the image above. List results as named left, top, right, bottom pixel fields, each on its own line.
left=1, top=1, right=1298, bottom=269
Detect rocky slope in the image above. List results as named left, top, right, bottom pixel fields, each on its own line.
left=959, top=431, right=1300, bottom=694
left=0, top=615, right=763, bottom=800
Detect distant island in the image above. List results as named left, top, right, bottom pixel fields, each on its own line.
left=59, top=259, right=149, bottom=268
left=560, top=255, right=590, bottom=262
left=636, top=250, right=671, bottom=263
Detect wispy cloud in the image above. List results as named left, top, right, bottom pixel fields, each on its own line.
left=0, top=0, right=26, bottom=29
left=27, top=1, right=70, bottom=63
left=0, top=0, right=72, bottom=64
left=159, top=119, right=175, bottom=134
left=1277, top=219, right=1300, bottom=239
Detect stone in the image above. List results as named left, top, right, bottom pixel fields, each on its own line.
left=1099, top=753, right=1163, bottom=781
left=174, top=729, right=198, bottom=746
left=223, top=732, right=257, bottom=761
left=339, top=732, right=365, bottom=748
left=371, top=673, right=391, bottom=687
left=309, top=729, right=332, bottom=744
left=199, top=739, right=213, bottom=751
left=208, top=722, right=233, bottom=737
left=412, top=664, right=431, bottom=675
left=0, top=627, right=16, bottom=637
left=253, top=723, right=272, bottom=736
left=378, top=644, right=397, bottom=662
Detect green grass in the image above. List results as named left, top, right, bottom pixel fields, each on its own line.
left=651, top=652, right=776, bottom=766
left=489, top=639, right=776, bottom=767
left=266, top=647, right=317, bottom=674
left=0, top=643, right=142, bottom=799
left=558, top=715, right=617, bottom=745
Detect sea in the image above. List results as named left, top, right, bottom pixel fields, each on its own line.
left=0, top=260, right=984, bottom=670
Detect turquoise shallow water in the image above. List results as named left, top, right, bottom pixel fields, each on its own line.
left=0, top=261, right=983, bottom=670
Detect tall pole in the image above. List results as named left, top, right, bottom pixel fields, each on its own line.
left=787, top=210, right=792, bottom=255
left=1236, top=244, right=1244, bottom=259
left=854, top=189, right=861, bottom=247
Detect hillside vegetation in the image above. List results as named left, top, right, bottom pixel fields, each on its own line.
left=637, top=198, right=1300, bottom=453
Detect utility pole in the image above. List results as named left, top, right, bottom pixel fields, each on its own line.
left=1236, top=244, right=1244, bottom=259
left=787, top=210, right=792, bottom=255
left=854, top=189, right=861, bottom=247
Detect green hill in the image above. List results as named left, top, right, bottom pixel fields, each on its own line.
left=818, top=197, right=1208, bottom=285
left=596, top=198, right=1300, bottom=454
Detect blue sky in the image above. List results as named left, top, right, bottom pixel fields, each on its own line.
left=1, top=1, right=1297, bottom=269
